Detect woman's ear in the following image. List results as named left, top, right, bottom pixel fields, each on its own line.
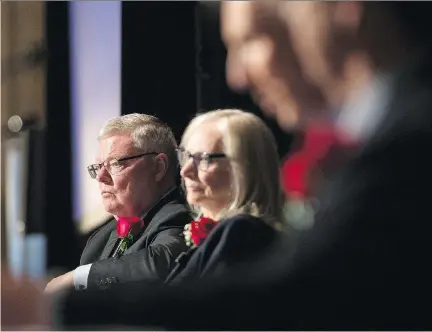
left=154, top=153, right=169, bottom=182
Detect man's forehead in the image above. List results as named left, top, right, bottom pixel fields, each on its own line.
left=96, top=134, right=136, bottom=160
left=221, top=1, right=280, bottom=44
left=221, top=2, right=258, bottom=42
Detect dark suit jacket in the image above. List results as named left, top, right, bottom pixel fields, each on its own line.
left=164, top=214, right=278, bottom=284
left=79, top=187, right=191, bottom=290
left=59, top=50, right=432, bottom=330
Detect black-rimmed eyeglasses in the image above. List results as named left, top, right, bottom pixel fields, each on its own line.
left=176, top=147, right=226, bottom=171
left=87, top=152, right=158, bottom=179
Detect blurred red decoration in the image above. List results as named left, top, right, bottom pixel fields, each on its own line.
left=281, top=123, right=357, bottom=199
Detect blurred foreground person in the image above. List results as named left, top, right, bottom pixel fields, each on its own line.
left=45, top=114, right=190, bottom=293
left=1, top=270, right=49, bottom=330
left=8, top=2, right=432, bottom=330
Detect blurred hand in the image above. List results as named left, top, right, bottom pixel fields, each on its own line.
left=1, top=269, right=51, bottom=329
left=44, top=270, right=74, bottom=295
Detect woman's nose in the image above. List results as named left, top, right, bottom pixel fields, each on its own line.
left=180, top=158, right=197, bottom=179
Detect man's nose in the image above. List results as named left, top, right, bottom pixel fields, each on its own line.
left=226, top=51, right=249, bottom=92
left=96, top=165, right=112, bottom=183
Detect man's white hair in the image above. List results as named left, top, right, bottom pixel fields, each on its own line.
left=99, top=113, right=178, bottom=180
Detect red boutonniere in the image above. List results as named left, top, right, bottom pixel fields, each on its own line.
left=281, top=124, right=358, bottom=229
left=114, top=216, right=144, bottom=257
left=183, top=217, right=218, bottom=248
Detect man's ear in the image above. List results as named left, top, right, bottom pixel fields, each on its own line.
left=154, top=153, right=169, bottom=182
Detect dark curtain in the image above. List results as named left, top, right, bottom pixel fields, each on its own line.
left=121, top=1, right=198, bottom=142
left=121, top=2, right=293, bottom=157
left=45, top=1, right=80, bottom=270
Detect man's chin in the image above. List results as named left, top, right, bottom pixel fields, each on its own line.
left=276, top=115, right=302, bottom=133
left=260, top=104, right=302, bottom=133
left=273, top=105, right=327, bottom=133
left=103, top=203, right=121, bottom=217
left=186, top=194, right=205, bottom=207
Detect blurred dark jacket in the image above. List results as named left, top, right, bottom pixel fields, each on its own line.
left=164, top=214, right=278, bottom=285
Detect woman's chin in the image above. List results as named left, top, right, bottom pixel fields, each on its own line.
left=186, top=193, right=204, bottom=206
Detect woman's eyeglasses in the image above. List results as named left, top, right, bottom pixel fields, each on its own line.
left=87, top=152, right=158, bottom=179
left=176, top=147, right=226, bottom=171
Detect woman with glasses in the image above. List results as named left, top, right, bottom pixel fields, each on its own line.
left=165, top=109, right=285, bottom=284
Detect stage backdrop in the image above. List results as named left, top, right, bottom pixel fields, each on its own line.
left=68, top=1, right=292, bottom=236
left=69, top=1, right=122, bottom=233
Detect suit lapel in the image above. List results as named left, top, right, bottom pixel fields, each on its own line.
left=80, top=219, right=115, bottom=265
left=124, top=188, right=186, bottom=255
left=99, top=228, right=119, bottom=260
left=102, top=190, right=179, bottom=259
left=133, top=188, right=182, bottom=241
left=100, top=188, right=178, bottom=259
left=83, top=187, right=186, bottom=260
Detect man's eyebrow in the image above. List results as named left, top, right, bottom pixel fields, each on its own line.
left=93, top=155, right=114, bottom=164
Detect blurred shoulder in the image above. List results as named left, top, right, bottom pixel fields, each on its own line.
left=216, top=214, right=277, bottom=237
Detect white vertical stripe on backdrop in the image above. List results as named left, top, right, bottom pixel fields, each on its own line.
left=69, top=1, right=122, bottom=233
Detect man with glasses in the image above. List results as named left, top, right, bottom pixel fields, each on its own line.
left=45, top=113, right=191, bottom=293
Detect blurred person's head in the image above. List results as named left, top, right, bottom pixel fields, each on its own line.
left=276, top=2, right=432, bottom=109
left=221, top=1, right=432, bottom=129
left=178, top=109, right=284, bottom=226
left=87, top=113, right=178, bottom=217
left=221, top=1, right=327, bottom=131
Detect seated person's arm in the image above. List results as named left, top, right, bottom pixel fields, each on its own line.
left=77, top=227, right=188, bottom=290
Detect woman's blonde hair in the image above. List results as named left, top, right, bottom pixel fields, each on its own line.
left=181, top=109, right=284, bottom=227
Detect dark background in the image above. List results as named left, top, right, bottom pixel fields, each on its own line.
left=44, top=1, right=293, bottom=270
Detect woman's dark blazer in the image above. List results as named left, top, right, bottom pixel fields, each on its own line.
left=165, top=213, right=279, bottom=284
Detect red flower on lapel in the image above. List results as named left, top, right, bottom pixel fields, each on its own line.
left=116, top=216, right=144, bottom=238
left=184, top=217, right=218, bottom=248
left=114, top=216, right=145, bottom=258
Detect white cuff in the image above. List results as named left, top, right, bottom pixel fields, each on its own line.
left=73, top=264, right=92, bottom=290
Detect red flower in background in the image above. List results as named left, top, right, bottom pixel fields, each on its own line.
left=281, top=123, right=357, bottom=198
left=280, top=123, right=359, bottom=230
